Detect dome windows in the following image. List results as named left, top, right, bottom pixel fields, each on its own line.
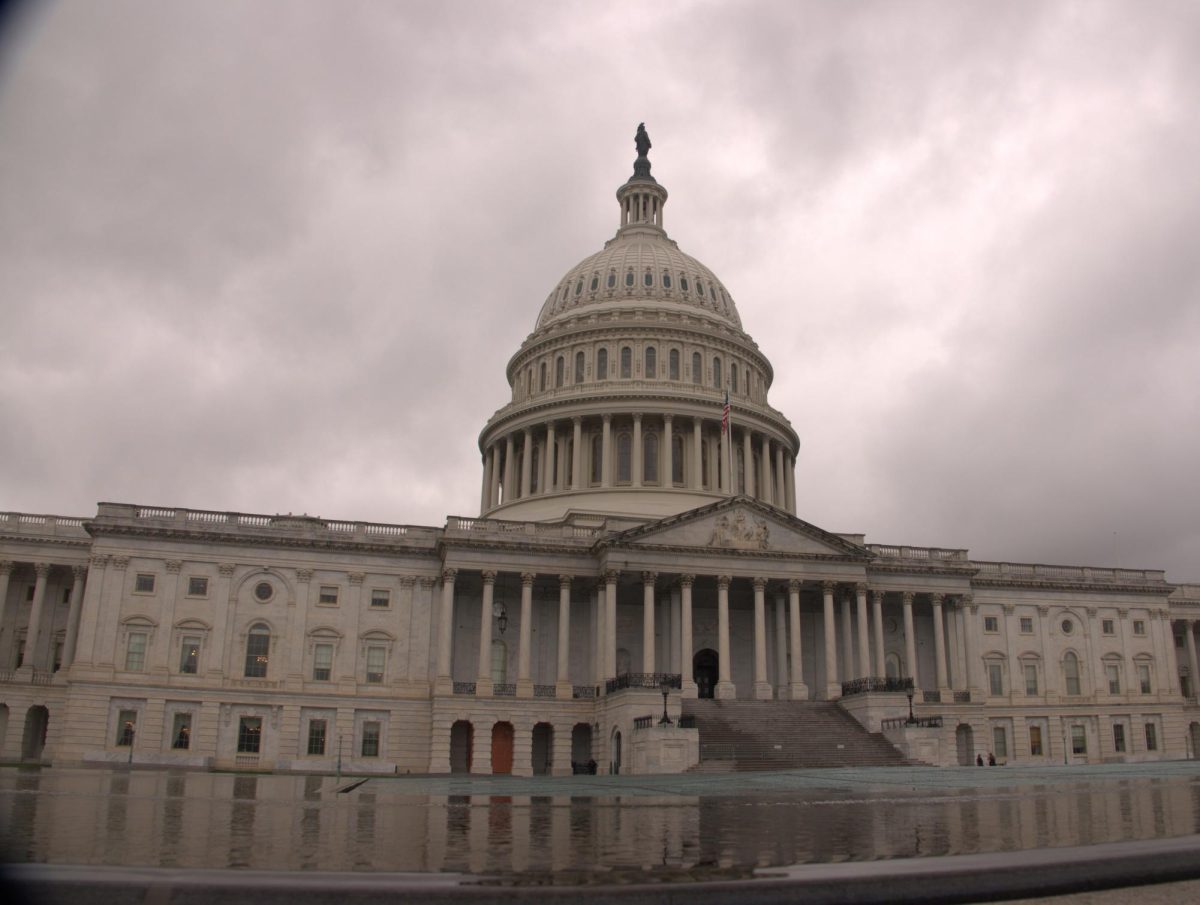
left=696, top=279, right=706, bottom=298
left=597, top=348, right=608, bottom=380
left=607, top=272, right=616, bottom=289
left=731, top=364, right=739, bottom=394
left=539, top=362, right=548, bottom=392
left=555, top=356, right=565, bottom=388
left=643, top=433, right=659, bottom=483
left=669, top=349, right=680, bottom=380
left=620, top=346, right=632, bottom=379
left=625, top=270, right=634, bottom=288
left=616, top=433, right=632, bottom=483
left=662, top=272, right=671, bottom=289
left=590, top=275, right=599, bottom=292
left=645, top=347, right=657, bottom=378
left=575, top=280, right=583, bottom=297
left=680, top=276, right=689, bottom=293
left=574, top=351, right=585, bottom=384
left=712, top=357, right=722, bottom=389
left=643, top=271, right=653, bottom=288
left=691, top=352, right=701, bottom=384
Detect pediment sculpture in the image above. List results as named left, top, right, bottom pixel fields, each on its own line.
left=707, top=511, right=770, bottom=550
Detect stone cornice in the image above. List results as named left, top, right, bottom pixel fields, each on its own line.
left=969, top=576, right=1172, bottom=596
left=85, top=522, right=441, bottom=558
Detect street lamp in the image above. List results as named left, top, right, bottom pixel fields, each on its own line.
left=659, top=678, right=673, bottom=726
left=905, top=687, right=916, bottom=726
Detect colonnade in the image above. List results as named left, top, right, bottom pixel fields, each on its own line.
left=479, top=415, right=797, bottom=513
left=1176, top=619, right=1200, bottom=699
left=0, top=559, right=88, bottom=675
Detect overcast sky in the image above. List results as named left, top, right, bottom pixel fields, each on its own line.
left=1, top=0, right=1197, bottom=580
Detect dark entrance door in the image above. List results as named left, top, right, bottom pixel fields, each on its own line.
left=491, top=721, right=514, bottom=774
left=693, top=649, right=718, bottom=699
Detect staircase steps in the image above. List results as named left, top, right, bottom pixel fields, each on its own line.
left=682, top=699, right=910, bottom=771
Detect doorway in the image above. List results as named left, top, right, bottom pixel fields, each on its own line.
left=531, top=723, right=553, bottom=775
left=693, top=648, right=718, bottom=699
left=491, top=721, right=514, bottom=774
left=610, top=727, right=622, bottom=775
left=449, top=720, right=473, bottom=773
left=955, top=723, right=974, bottom=766
left=22, top=706, right=49, bottom=761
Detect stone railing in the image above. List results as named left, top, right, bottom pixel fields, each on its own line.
left=0, top=669, right=55, bottom=685
left=445, top=516, right=603, bottom=540
left=841, top=676, right=913, bottom=697
left=867, top=544, right=970, bottom=563
left=881, top=715, right=943, bottom=730
left=493, top=683, right=516, bottom=697
left=953, top=691, right=973, bottom=703
left=633, top=715, right=655, bottom=730
left=972, top=560, right=1167, bottom=585
left=452, top=681, right=476, bottom=695
left=572, top=685, right=597, bottom=699
left=922, top=690, right=942, bottom=703
left=0, top=512, right=89, bottom=538
left=605, top=672, right=682, bottom=694
left=533, top=684, right=557, bottom=698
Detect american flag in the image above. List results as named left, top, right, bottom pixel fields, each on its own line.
left=721, top=390, right=730, bottom=434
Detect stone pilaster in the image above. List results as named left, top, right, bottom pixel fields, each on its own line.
left=517, top=572, right=534, bottom=696
left=716, top=575, right=735, bottom=699
left=902, top=591, right=918, bottom=688
left=823, top=581, right=839, bottom=699
left=477, top=570, right=497, bottom=696
left=680, top=575, right=697, bottom=698
left=752, top=577, right=771, bottom=698
left=788, top=579, right=808, bottom=700
left=556, top=574, right=572, bottom=695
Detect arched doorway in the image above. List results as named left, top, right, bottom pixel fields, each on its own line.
left=491, top=722, right=514, bottom=774
left=610, top=727, right=622, bottom=775
left=1190, top=722, right=1200, bottom=759
left=956, top=723, right=974, bottom=766
left=0, top=704, right=8, bottom=757
left=571, top=722, right=593, bottom=773
left=22, top=706, right=49, bottom=762
left=531, top=723, right=553, bottom=775
left=449, top=720, right=473, bottom=773
left=693, top=648, right=718, bottom=699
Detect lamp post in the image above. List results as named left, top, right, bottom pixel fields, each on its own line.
left=659, top=678, right=673, bottom=726
left=905, top=687, right=916, bottom=726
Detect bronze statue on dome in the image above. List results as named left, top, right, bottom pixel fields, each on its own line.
left=635, top=123, right=651, bottom=158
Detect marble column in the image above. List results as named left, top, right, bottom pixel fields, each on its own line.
left=716, top=575, right=735, bottom=698
left=961, top=596, right=980, bottom=697
left=931, top=593, right=950, bottom=694
left=571, top=418, right=582, bottom=491
left=604, top=570, right=618, bottom=681
left=520, top=428, right=533, bottom=498
left=840, top=594, right=854, bottom=680
left=903, top=591, right=919, bottom=687
left=544, top=423, right=557, bottom=492
left=480, top=448, right=491, bottom=513
left=788, top=580, right=808, bottom=700
left=556, top=575, right=572, bottom=694
left=632, top=413, right=643, bottom=487
left=17, top=563, right=50, bottom=673
left=774, top=591, right=788, bottom=696
left=61, top=564, right=88, bottom=669
left=741, top=430, right=754, bottom=496
left=760, top=436, right=773, bottom=505
left=719, top=429, right=731, bottom=495
left=601, top=415, right=612, bottom=488
left=663, top=414, right=674, bottom=486
left=435, top=568, right=457, bottom=692
left=822, top=581, right=840, bottom=699
left=785, top=453, right=796, bottom=514
left=517, top=572, right=534, bottom=696
left=476, top=570, right=497, bottom=695
left=871, top=590, right=886, bottom=678
left=642, top=572, right=657, bottom=673
left=1187, top=621, right=1200, bottom=700
left=691, top=419, right=703, bottom=490
left=775, top=444, right=786, bottom=510
left=752, top=577, right=771, bottom=698
left=855, top=583, right=870, bottom=681
left=680, top=575, right=697, bottom=698
left=0, top=562, right=13, bottom=664
left=504, top=434, right=516, bottom=503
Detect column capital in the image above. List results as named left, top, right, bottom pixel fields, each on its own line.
left=33, top=562, right=51, bottom=578
left=602, top=413, right=612, bottom=424
left=930, top=592, right=944, bottom=605
left=663, top=413, right=673, bottom=424
left=822, top=580, right=836, bottom=594
left=1117, top=607, right=1129, bottom=618
left=218, top=563, right=236, bottom=578
left=442, top=568, right=459, bottom=584
left=296, top=569, right=313, bottom=582
left=165, top=560, right=183, bottom=574
left=855, top=582, right=868, bottom=594
left=519, top=571, right=536, bottom=586
left=523, top=426, right=533, bottom=437
left=481, top=570, right=498, bottom=584
left=679, top=574, right=695, bottom=588
left=558, top=574, right=572, bottom=588
left=717, top=575, right=732, bottom=590
left=641, top=571, right=658, bottom=586
left=0, top=560, right=13, bottom=576
left=603, top=569, right=620, bottom=585
left=1037, top=605, right=1050, bottom=616
left=752, top=577, right=767, bottom=591
left=72, top=564, right=87, bottom=579
left=349, top=572, right=365, bottom=586
left=902, top=591, right=914, bottom=604
left=788, top=578, right=802, bottom=593
left=397, top=575, right=415, bottom=589
left=572, top=415, right=582, bottom=426
left=871, top=589, right=885, bottom=603
left=1002, top=603, right=1015, bottom=615
left=960, top=593, right=974, bottom=607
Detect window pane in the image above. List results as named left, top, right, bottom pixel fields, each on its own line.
left=1145, top=723, right=1157, bottom=751
left=1139, top=664, right=1152, bottom=694
left=1106, top=664, right=1120, bottom=694
left=371, top=589, right=390, bottom=608
left=992, top=726, right=1007, bottom=759
left=187, top=577, right=208, bottom=596
left=645, top=347, right=656, bottom=378
left=171, top=713, right=192, bottom=750
left=135, top=573, right=155, bottom=593
left=1029, top=725, right=1043, bottom=756
left=319, top=586, right=339, bottom=605
left=366, top=646, right=385, bottom=683
left=1019, top=617, right=1033, bottom=633
left=597, top=348, right=607, bottom=380
left=125, top=633, right=147, bottom=672
left=713, top=357, right=722, bottom=388
left=313, top=643, right=333, bottom=681
left=691, top=352, right=701, bottom=384
left=620, top=347, right=631, bottom=378
left=1064, top=654, right=1080, bottom=695
left=672, top=435, right=684, bottom=485
left=555, top=356, right=564, bottom=387
left=989, top=664, right=1003, bottom=696
left=590, top=434, right=602, bottom=484
left=1113, top=723, right=1126, bottom=752
left=575, top=351, right=585, bottom=383
left=1024, top=664, right=1038, bottom=695
left=237, top=717, right=262, bottom=753
left=245, top=630, right=269, bottom=678
left=1071, top=725, right=1086, bottom=754
left=669, top=349, right=679, bottom=380
left=307, top=719, right=327, bottom=755
left=116, top=710, right=137, bottom=746
left=731, top=364, right=738, bottom=392
left=361, top=722, right=381, bottom=757
left=179, top=636, right=200, bottom=674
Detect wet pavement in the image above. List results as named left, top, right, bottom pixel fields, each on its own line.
left=3, top=761, right=1200, bottom=879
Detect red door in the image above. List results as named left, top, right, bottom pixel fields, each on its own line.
left=491, top=722, right=514, bottom=774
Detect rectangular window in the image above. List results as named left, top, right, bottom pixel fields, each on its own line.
left=361, top=721, right=380, bottom=757
left=135, top=573, right=156, bottom=593
left=318, top=586, right=339, bottom=606
left=1106, top=664, right=1121, bottom=694
left=1139, top=664, right=1152, bottom=694
left=1019, top=617, right=1034, bottom=634
left=370, top=589, right=390, bottom=608
left=237, top=717, right=262, bottom=753
left=1102, top=619, right=1115, bottom=635
left=187, top=577, right=208, bottom=597
left=171, top=713, right=192, bottom=750
left=116, top=710, right=137, bottom=746
left=125, top=632, right=147, bottom=672
left=1071, top=725, right=1087, bottom=755
left=307, top=719, right=327, bottom=756
left=1113, top=723, right=1126, bottom=753
left=984, top=616, right=999, bottom=633
left=1133, top=620, right=1146, bottom=636
left=179, top=636, right=200, bottom=674
left=1145, top=723, right=1158, bottom=751
left=244, top=633, right=269, bottom=678
left=1024, top=664, right=1039, bottom=696
left=1029, top=725, right=1043, bottom=756
left=313, top=643, right=333, bottom=681
left=366, top=646, right=386, bottom=684
left=988, top=663, right=1004, bottom=696
left=992, top=726, right=1007, bottom=759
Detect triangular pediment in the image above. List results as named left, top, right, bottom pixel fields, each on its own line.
left=601, top=496, right=869, bottom=559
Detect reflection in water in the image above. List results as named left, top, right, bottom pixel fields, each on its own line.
left=3, top=767, right=1200, bottom=876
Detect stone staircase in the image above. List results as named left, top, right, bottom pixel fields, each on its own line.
left=682, top=699, right=910, bottom=771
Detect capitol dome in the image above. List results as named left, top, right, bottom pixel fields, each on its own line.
left=477, top=126, right=799, bottom=522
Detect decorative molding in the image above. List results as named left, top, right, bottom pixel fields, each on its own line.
left=717, top=574, right=731, bottom=589
left=165, top=560, right=183, bottom=573
left=707, top=511, right=769, bottom=550
left=788, top=579, right=802, bottom=593
left=679, top=574, right=695, bottom=588
left=441, top=568, right=458, bottom=584
left=296, top=569, right=313, bottom=582
left=481, top=570, right=498, bottom=584
left=218, top=563, right=236, bottom=577
left=641, top=571, right=658, bottom=586
left=33, top=562, right=51, bottom=577
left=520, top=571, right=535, bottom=586
left=110, top=557, right=130, bottom=572
left=348, top=573, right=365, bottom=586
left=558, top=574, right=571, bottom=587
left=752, top=577, right=767, bottom=591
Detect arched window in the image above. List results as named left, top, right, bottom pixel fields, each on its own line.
left=643, top=271, right=653, bottom=287
left=555, top=356, right=565, bottom=388
left=590, top=433, right=603, bottom=484
left=620, top=346, right=632, bottom=379
left=617, top=433, right=632, bottom=483
left=662, top=272, right=672, bottom=289
left=607, top=272, right=616, bottom=289
left=731, top=364, right=739, bottom=393
left=625, top=270, right=634, bottom=288
left=669, top=349, right=680, bottom=380
left=691, top=351, right=701, bottom=384
left=491, top=640, right=507, bottom=684
left=713, top=357, right=722, bottom=389
left=244, top=623, right=270, bottom=678
left=596, top=348, right=608, bottom=380
left=574, top=351, right=585, bottom=384
left=681, top=275, right=689, bottom=292
left=697, top=279, right=706, bottom=298
left=644, top=433, right=659, bottom=483
left=672, top=434, right=684, bottom=485
left=645, top=347, right=656, bottom=378
left=1064, top=652, right=1081, bottom=696
left=590, top=275, right=598, bottom=291
left=539, top=362, right=547, bottom=392
left=530, top=447, right=540, bottom=493
left=574, top=279, right=582, bottom=297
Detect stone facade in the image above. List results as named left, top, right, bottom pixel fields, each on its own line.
left=2, top=133, right=1198, bottom=773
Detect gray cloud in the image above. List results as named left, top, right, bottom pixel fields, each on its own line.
left=1, top=0, right=1197, bottom=579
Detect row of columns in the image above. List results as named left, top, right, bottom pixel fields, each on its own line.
left=1179, top=619, right=1200, bottom=699
left=0, top=560, right=88, bottom=675
left=480, top=415, right=797, bottom=513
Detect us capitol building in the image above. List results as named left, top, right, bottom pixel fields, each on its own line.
left=3, top=127, right=1199, bottom=775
